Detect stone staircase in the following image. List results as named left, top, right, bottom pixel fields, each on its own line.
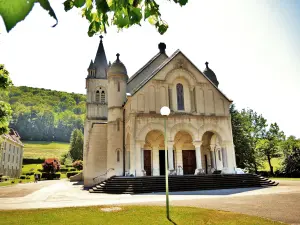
left=89, top=174, right=279, bottom=194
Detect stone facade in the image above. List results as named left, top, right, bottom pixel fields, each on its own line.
left=0, top=129, right=24, bottom=178
left=83, top=39, right=236, bottom=187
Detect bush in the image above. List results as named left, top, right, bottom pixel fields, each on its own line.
left=60, top=168, right=69, bottom=173
left=37, top=169, right=44, bottom=173
left=20, top=175, right=26, bottom=180
left=25, top=172, right=35, bottom=176
left=1, top=176, right=10, bottom=181
left=69, top=168, right=76, bottom=172
left=65, top=164, right=73, bottom=168
left=72, top=160, right=83, bottom=170
left=67, top=172, right=79, bottom=178
left=41, top=172, right=61, bottom=180
left=26, top=176, right=31, bottom=180
left=19, top=180, right=22, bottom=183
left=42, top=158, right=61, bottom=173
left=23, top=158, right=45, bottom=165
left=11, top=180, right=15, bottom=184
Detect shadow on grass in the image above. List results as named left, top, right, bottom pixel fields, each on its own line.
left=168, top=218, right=177, bottom=225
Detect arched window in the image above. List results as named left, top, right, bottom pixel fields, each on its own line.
left=95, top=90, right=100, bottom=102
left=117, top=120, right=120, bottom=131
left=176, top=83, right=184, bottom=110
left=101, top=91, right=105, bottom=103
left=117, top=150, right=120, bottom=162
left=117, top=81, right=120, bottom=92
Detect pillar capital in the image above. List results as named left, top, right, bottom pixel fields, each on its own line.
left=210, top=144, right=216, bottom=151
left=193, top=140, right=202, bottom=147
left=167, top=141, right=174, bottom=147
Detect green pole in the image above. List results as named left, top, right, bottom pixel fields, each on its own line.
left=164, top=117, right=170, bottom=219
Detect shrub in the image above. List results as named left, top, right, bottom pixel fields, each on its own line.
left=1, top=176, right=10, bottom=181
left=65, top=164, right=73, bottom=168
left=41, top=172, right=61, bottom=180
left=37, top=169, right=44, bottom=173
left=72, top=160, right=83, bottom=170
left=69, top=168, right=76, bottom=172
left=26, top=176, right=31, bottom=180
left=19, top=180, right=22, bottom=183
left=23, top=158, right=45, bottom=164
left=60, top=168, right=69, bottom=173
left=11, top=180, right=15, bottom=184
left=25, top=172, right=35, bottom=176
left=67, top=172, right=79, bottom=178
left=20, top=175, right=26, bottom=180
left=42, top=158, right=61, bottom=173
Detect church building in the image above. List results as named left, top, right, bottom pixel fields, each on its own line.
left=83, top=36, right=236, bottom=187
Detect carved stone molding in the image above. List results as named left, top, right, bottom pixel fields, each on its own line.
left=199, top=82, right=209, bottom=88
left=174, top=58, right=187, bottom=69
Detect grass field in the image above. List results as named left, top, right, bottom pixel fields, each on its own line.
left=0, top=206, right=283, bottom=225
left=23, top=141, right=69, bottom=159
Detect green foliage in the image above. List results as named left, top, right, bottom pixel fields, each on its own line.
left=283, top=137, right=300, bottom=176
left=69, top=129, right=83, bottom=161
left=0, top=0, right=57, bottom=32
left=0, top=64, right=13, bottom=135
left=0, top=0, right=188, bottom=36
left=72, top=160, right=83, bottom=170
left=7, top=86, right=85, bottom=142
left=60, top=151, right=73, bottom=165
left=256, top=123, right=285, bottom=175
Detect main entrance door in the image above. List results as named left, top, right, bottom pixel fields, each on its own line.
left=144, top=150, right=151, bottom=176
left=182, top=150, right=196, bottom=175
left=159, top=150, right=166, bottom=175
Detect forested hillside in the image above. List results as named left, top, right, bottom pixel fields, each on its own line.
left=3, top=86, right=86, bottom=142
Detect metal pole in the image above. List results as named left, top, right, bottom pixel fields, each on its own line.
left=164, top=117, right=170, bottom=219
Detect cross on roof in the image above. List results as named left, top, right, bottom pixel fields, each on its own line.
left=100, top=35, right=103, bottom=40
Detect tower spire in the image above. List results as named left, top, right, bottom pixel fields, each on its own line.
left=93, top=35, right=108, bottom=79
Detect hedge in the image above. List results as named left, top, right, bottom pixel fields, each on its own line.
left=69, top=168, right=76, bottom=172
left=25, top=172, right=35, bottom=176
left=20, top=175, right=26, bottom=179
left=67, top=172, right=79, bottom=178
left=41, top=173, right=61, bottom=180
left=60, top=168, right=69, bottom=173
left=23, top=158, right=45, bottom=164
left=65, top=164, right=73, bottom=168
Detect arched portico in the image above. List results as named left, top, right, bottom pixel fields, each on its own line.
left=200, top=130, right=228, bottom=174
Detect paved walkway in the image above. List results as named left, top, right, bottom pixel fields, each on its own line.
left=0, top=179, right=299, bottom=224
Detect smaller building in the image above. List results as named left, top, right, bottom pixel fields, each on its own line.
left=0, top=129, right=24, bottom=178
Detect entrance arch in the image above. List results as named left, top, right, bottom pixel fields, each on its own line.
left=201, top=131, right=224, bottom=174
left=174, top=131, right=196, bottom=175
left=143, top=130, right=165, bottom=176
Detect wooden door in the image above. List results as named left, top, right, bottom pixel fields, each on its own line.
left=182, top=150, right=196, bottom=175
left=144, top=150, right=152, bottom=176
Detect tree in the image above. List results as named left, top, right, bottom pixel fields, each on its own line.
left=283, top=138, right=300, bottom=177
left=0, top=0, right=188, bottom=36
left=256, top=123, right=285, bottom=175
left=0, top=64, right=13, bottom=135
left=69, top=128, right=84, bottom=161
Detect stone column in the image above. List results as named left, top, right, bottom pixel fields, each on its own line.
left=210, top=144, right=216, bottom=170
left=193, top=141, right=202, bottom=170
left=129, top=143, right=136, bottom=176
left=176, top=148, right=183, bottom=175
left=222, top=141, right=236, bottom=174
left=135, top=141, right=143, bottom=176
left=152, top=146, right=160, bottom=176
left=168, top=141, right=174, bottom=171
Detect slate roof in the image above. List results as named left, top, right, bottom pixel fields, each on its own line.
left=87, top=36, right=108, bottom=79
left=1, top=128, right=24, bottom=146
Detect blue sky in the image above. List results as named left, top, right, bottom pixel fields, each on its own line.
left=0, top=0, right=299, bottom=138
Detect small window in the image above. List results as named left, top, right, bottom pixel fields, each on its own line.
left=101, top=91, right=105, bottom=103
left=117, top=81, right=120, bottom=92
left=96, top=90, right=100, bottom=102
left=117, top=150, right=120, bottom=162
left=117, top=120, right=120, bottom=131
left=218, top=150, right=221, bottom=161
left=176, top=83, right=184, bottom=110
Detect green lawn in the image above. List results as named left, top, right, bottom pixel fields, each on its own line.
left=0, top=206, right=283, bottom=225
left=270, top=177, right=300, bottom=181
left=23, top=141, right=69, bottom=159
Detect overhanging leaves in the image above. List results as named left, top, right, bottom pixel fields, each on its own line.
left=0, top=0, right=57, bottom=32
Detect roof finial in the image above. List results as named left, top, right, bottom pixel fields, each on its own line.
left=116, top=53, right=120, bottom=61
left=100, top=35, right=103, bottom=41
left=158, top=42, right=166, bottom=54
left=205, top=62, right=209, bottom=68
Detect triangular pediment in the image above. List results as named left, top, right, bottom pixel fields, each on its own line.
left=130, top=50, right=232, bottom=103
